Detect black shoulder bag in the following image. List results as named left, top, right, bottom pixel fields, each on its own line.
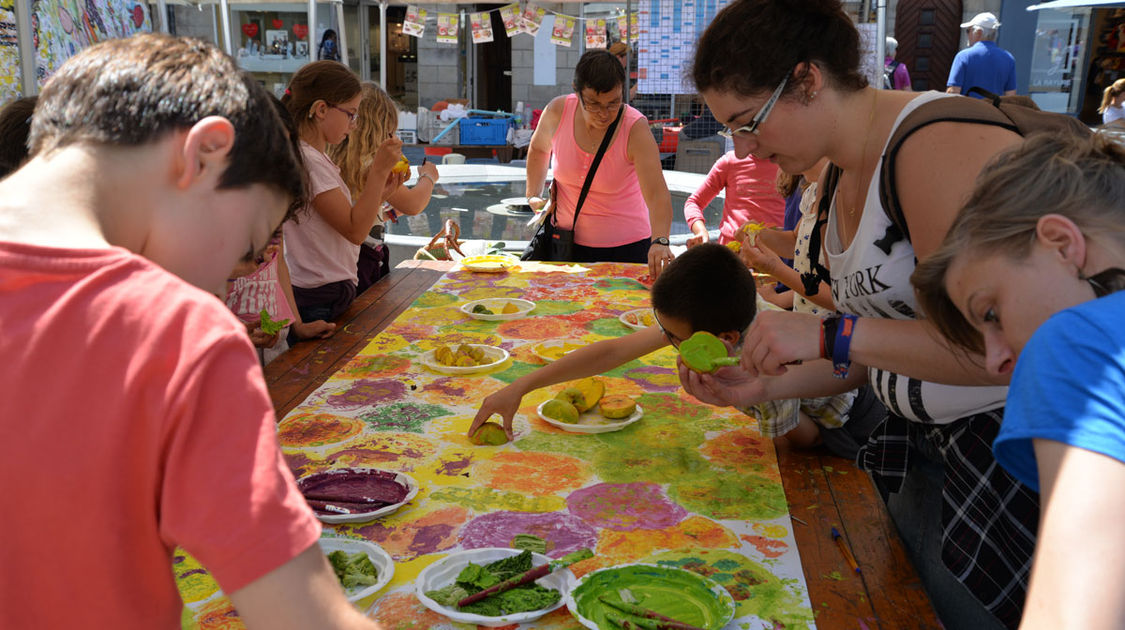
left=521, top=105, right=624, bottom=261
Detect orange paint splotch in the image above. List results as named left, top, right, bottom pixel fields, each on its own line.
left=740, top=534, right=789, bottom=559
left=479, top=451, right=590, bottom=495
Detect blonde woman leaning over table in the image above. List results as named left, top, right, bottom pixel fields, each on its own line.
left=525, top=49, right=674, bottom=279
left=912, top=133, right=1125, bottom=630
left=680, top=1, right=1036, bottom=628
left=331, top=82, right=439, bottom=292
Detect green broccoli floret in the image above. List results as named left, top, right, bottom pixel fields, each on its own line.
left=326, top=550, right=378, bottom=590
left=471, top=304, right=494, bottom=315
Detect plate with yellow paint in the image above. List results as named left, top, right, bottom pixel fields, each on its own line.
left=461, top=298, right=536, bottom=321
left=419, top=344, right=510, bottom=375
left=567, top=563, right=736, bottom=630
left=618, top=308, right=655, bottom=331
left=536, top=400, right=644, bottom=434
left=460, top=255, right=518, bottom=273
left=531, top=340, right=584, bottom=363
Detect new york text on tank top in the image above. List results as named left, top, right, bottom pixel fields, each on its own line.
left=831, top=263, right=892, bottom=302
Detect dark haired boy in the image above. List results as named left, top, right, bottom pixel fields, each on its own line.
left=470, top=243, right=755, bottom=438
left=0, top=34, right=385, bottom=629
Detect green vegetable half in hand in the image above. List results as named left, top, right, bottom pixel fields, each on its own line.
left=259, top=308, right=291, bottom=335
left=679, top=332, right=739, bottom=373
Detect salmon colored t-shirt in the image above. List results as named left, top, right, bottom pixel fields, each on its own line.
left=0, top=243, right=321, bottom=629
left=551, top=94, right=651, bottom=248
left=682, top=151, right=785, bottom=244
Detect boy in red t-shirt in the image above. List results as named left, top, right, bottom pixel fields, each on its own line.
left=0, top=34, right=385, bottom=630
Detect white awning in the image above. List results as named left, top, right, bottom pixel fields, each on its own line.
left=1028, top=0, right=1125, bottom=11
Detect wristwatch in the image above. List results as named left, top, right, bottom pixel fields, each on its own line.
left=651, top=237, right=670, bottom=247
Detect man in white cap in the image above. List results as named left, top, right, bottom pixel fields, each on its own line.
left=946, top=12, right=1017, bottom=98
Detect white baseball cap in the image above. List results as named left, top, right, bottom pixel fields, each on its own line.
left=961, top=12, right=1000, bottom=30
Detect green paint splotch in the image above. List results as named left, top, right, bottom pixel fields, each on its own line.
left=593, top=445, right=712, bottom=484
left=594, top=277, right=650, bottom=292
left=442, top=318, right=500, bottom=334
left=516, top=428, right=605, bottom=461
left=411, top=291, right=458, bottom=308
left=585, top=317, right=632, bottom=337
left=595, top=412, right=705, bottom=451
left=648, top=549, right=814, bottom=630
left=359, top=402, right=453, bottom=433
left=490, top=360, right=540, bottom=384
left=669, top=471, right=787, bottom=520
left=527, top=300, right=586, bottom=317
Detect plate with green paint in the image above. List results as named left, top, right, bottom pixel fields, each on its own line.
left=567, top=563, right=736, bottom=630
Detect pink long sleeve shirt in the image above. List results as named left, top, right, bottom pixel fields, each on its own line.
left=683, top=151, right=785, bottom=244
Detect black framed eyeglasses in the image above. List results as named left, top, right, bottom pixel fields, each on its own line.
left=718, top=67, right=792, bottom=139
left=652, top=309, right=685, bottom=348
left=329, top=103, right=358, bottom=123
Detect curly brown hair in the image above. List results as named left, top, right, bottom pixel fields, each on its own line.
left=329, top=82, right=398, bottom=199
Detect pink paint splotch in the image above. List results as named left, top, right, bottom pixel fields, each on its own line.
left=567, top=482, right=687, bottom=531
left=459, top=511, right=597, bottom=558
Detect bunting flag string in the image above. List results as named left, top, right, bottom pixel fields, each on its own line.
left=401, top=2, right=638, bottom=50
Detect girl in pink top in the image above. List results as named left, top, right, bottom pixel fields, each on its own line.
left=281, top=61, right=405, bottom=324
left=525, top=49, right=675, bottom=279
left=684, top=151, right=785, bottom=246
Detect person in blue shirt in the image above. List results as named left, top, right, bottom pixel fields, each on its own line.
left=912, top=131, right=1125, bottom=630
left=946, top=12, right=1016, bottom=98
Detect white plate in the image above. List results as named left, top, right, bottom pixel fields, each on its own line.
left=461, top=298, right=536, bottom=321
left=319, top=536, right=395, bottom=603
left=530, top=340, right=584, bottom=363
left=536, top=400, right=643, bottom=434
left=567, top=563, right=736, bottom=630
left=618, top=308, right=655, bottom=331
left=297, top=468, right=420, bottom=524
left=419, top=344, right=510, bottom=375
left=415, top=547, right=573, bottom=627
left=499, top=196, right=535, bottom=211
left=460, top=255, right=518, bottom=273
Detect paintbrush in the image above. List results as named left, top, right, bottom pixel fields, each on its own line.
left=455, top=548, right=592, bottom=607
left=598, top=595, right=708, bottom=630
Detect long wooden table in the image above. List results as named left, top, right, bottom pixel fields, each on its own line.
left=264, top=259, right=941, bottom=630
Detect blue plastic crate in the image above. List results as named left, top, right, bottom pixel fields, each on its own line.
left=458, top=117, right=510, bottom=145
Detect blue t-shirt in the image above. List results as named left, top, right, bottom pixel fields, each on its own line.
left=995, top=291, right=1125, bottom=491
left=947, top=41, right=1016, bottom=97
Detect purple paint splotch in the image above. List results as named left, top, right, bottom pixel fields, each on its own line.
left=459, top=511, right=598, bottom=558
left=567, top=482, right=687, bottom=531
left=325, top=378, right=407, bottom=410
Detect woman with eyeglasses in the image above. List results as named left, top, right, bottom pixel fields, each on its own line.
left=678, top=1, right=1035, bottom=628
left=525, top=49, right=674, bottom=279
left=282, top=61, right=407, bottom=325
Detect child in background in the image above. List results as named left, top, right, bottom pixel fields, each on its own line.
left=227, top=97, right=336, bottom=362
left=330, top=82, right=439, bottom=293
left=0, top=34, right=384, bottom=629
left=738, top=158, right=887, bottom=458
left=469, top=243, right=755, bottom=441
left=684, top=150, right=785, bottom=247
left=282, top=61, right=406, bottom=325
left=1099, top=78, right=1125, bottom=126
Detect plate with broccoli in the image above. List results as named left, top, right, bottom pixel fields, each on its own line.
left=460, top=298, right=535, bottom=321
left=416, top=547, right=573, bottom=627
left=319, top=537, right=394, bottom=603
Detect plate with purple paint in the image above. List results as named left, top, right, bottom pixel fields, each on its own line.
left=296, top=468, right=419, bottom=524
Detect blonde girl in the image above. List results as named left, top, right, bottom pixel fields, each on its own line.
left=912, top=132, right=1125, bottom=630
left=1098, top=78, right=1125, bottom=125
left=330, top=83, right=439, bottom=262
left=281, top=61, right=405, bottom=324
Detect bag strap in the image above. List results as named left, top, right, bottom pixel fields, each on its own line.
left=800, top=164, right=842, bottom=296
left=567, top=104, right=625, bottom=231
left=877, top=95, right=1018, bottom=250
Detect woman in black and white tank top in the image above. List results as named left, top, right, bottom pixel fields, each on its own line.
left=684, top=2, right=1037, bottom=629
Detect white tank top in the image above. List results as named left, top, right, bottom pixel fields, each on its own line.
left=825, top=91, right=1007, bottom=424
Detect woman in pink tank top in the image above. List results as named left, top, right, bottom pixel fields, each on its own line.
left=525, top=49, right=675, bottom=279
